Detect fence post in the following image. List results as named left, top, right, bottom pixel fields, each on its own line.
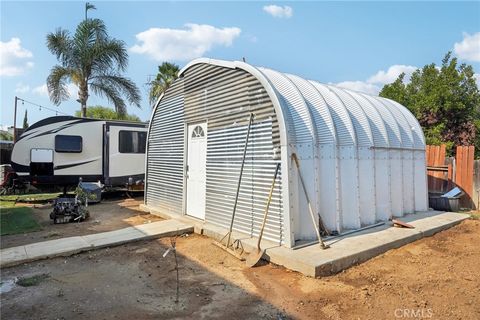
left=455, top=146, right=475, bottom=209
left=473, top=160, right=479, bottom=210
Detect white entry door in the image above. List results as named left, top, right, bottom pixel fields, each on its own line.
left=186, top=122, right=207, bottom=219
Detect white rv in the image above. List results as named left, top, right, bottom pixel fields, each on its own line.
left=11, top=116, right=147, bottom=187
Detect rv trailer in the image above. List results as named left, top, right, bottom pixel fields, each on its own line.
left=11, top=116, right=147, bottom=187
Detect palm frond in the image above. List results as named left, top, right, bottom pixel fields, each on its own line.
left=91, top=39, right=128, bottom=73
left=46, top=66, right=75, bottom=105
left=86, top=3, right=96, bottom=11
left=72, top=19, right=107, bottom=74
left=46, top=28, right=72, bottom=65
left=149, top=62, right=179, bottom=105
left=90, top=80, right=127, bottom=115
left=149, top=79, right=168, bottom=105
left=75, top=18, right=107, bottom=47
left=91, top=74, right=141, bottom=108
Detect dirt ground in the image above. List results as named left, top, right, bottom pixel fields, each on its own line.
left=1, top=218, right=479, bottom=320
left=1, top=196, right=162, bottom=249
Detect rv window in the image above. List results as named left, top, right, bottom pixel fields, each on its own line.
left=119, top=131, right=146, bottom=154
left=55, top=135, right=82, bottom=153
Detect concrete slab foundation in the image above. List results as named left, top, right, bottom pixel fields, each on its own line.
left=1, top=219, right=194, bottom=268
left=141, top=205, right=469, bottom=277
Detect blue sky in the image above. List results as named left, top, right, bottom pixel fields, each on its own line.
left=1, top=1, right=479, bottom=127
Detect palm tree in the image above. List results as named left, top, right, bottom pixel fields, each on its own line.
left=46, top=18, right=141, bottom=117
left=149, top=62, right=180, bottom=105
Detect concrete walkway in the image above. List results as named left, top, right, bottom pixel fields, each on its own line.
left=262, top=211, right=470, bottom=277
left=193, top=210, right=470, bottom=277
left=0, top=219, right=193, bottom=268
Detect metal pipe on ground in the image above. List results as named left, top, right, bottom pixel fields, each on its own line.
left=292, top=222, right=386, bottom=250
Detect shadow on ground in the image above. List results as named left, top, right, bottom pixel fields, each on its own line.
left=1, top=220, right=479, bottom=319
left=1, top=236, right=290, bottom=320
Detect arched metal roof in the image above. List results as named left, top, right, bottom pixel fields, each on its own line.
left=179, top=58, right=425, bottom=151
left=144, top=58, right=430, bottom=245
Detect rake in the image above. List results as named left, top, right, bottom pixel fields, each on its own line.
left=213, top=113, right=254, bottom=260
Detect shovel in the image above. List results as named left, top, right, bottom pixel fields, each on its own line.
left=246, top=163, right=281, bottom=267
left=291, top=153, right=329, bottom=249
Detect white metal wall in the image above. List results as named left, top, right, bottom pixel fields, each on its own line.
left=146, top=63, right=285, bottom=244
left=146, top=58, right=429, bottom=247
left=145, top=80, right=185, bottom=215
left=253, top=63, right=428, bottom=237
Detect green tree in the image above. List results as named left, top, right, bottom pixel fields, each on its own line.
left=22, top=110, right=29, bottom=129
left=149, top=62, right=180, bottom=105
left=74, top=105, right=141, bottom=122
left=46, top=18, right=141, bottom=117
left=380, top=52, right=480, bottom=156
left=0, top=131, right=13, bottom=141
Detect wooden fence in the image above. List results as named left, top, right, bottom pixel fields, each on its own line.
left=426, top=145, right=478, bottom=209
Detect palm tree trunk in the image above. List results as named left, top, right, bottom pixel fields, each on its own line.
left=81, top=102, right=87, bottom=117
left=79, top=80, right=88, bottom=118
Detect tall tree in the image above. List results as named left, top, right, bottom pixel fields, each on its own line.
left=74, top=105, right=141, bottom=122
left=22, top=110, right=29, bottom=129
left=46, top=18, right=141, bottom=117
left=149, top=62, right=180, bottom=105
left=380, top=52, right=480, bottom=156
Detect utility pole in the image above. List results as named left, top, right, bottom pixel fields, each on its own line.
left=13, top=96, right=18, bottom=143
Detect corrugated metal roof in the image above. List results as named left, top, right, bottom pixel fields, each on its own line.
left=179, top=58, right=425, bottom=151
left=145, top=58, right=429, bottom=245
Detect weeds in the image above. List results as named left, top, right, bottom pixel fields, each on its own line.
left=163, top=235, right=180, bottom=303
left=469, top=213, right=480, bottom=220
left=17, top=274, right=49, bottom=287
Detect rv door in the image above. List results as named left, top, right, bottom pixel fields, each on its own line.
left=106, top=124, right=146, bottom=185
left=30, top=148, right=54, bottom=176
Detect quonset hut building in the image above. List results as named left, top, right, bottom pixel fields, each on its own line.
left=144, top=58, right=428, bottom=248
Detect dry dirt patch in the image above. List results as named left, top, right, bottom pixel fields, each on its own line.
left=1, top=219, right=479, bottom=319
left=1, top=197, right=162, bottom=249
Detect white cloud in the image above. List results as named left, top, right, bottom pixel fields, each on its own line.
left=130, top=23, right=242, bottom=61
left=263, top=5, right=293, bottom=18
left=33, top=83, right=77, bottom=98
left=367, top=65, right=417, bottom=85
left=332, top=64, right=419, bottom=95
left=474, top=73, right=480, bottom=87
left=15, top=82, right=30, bottom=94
left=248, top=35, right=258, bottom=43
left=32, top=84, right=48, bottom=96
left=335, top=81, right=381, bottom=96
left=0, top=38, right=34, bottom=76
left=454, top=32, right=480, bottom=62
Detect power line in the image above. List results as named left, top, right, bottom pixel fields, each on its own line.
left=16, top=97, right=70, bottom=116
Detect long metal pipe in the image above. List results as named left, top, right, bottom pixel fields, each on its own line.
left=292, top=222, right=386, bottom=250
left=292, top=153, right=329, bottom=249
left=226, top=113, right=254, bottom=247
left=255, top=162, right=281, bottom=249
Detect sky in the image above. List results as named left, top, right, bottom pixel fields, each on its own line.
left=1, top=1, right=479, bottom=128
